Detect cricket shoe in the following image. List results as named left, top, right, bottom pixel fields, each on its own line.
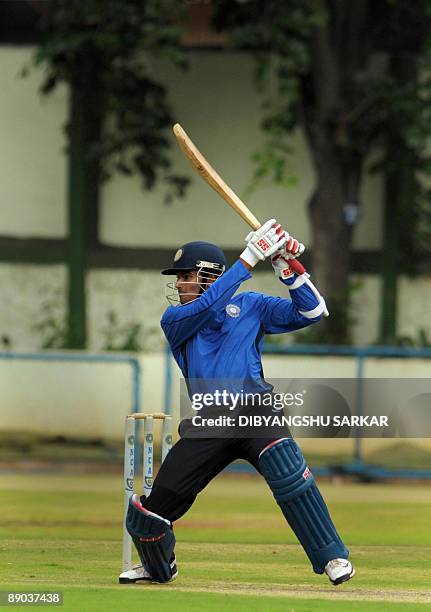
left=119, top=564, right=152, bottom=584
left=324, top=558, right=355, bottom=585
left=118, top=556, right=178, bottom=584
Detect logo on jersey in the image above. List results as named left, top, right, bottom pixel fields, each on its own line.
left=226, top=304, right=240, bottom=318
left=174, top=248, right=183, bottom=262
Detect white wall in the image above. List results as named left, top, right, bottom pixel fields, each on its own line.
left=1, top=351, right=430, bottom=465
left=0, top=353, right=167, bottom=439
left=398, top=275, right=431, bottom=343
left=0, top=48, right=67, bottom=238
left=0, top=263, right=66, bottom=350
left=0, top=262, right=430, bottom=351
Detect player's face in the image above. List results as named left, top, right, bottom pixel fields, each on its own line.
left=176, top=271, right=200, bottom=304
left=176, top=271, right=218, bottom=304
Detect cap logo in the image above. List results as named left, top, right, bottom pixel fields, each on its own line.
left=174, top=248, right=183, bottom=262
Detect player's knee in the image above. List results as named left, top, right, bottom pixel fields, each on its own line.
left=258, top=438, right=314, bottom=501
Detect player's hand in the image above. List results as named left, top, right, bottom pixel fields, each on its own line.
left=271, top=251, right=296, bottom=279
left=271, top=237, right=305, bottom=279
left=240, top=219, right=287, bottom=268
left=284, top=236, right=305, bottom=258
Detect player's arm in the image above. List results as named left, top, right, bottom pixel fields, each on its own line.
left=260, top=240, right=327, bottom=333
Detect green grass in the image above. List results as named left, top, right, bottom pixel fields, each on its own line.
left=2, top=435, right=431, bottom=469
left=1, top=589, right=430, bottom=612
left=0, top=473, right=430, bottom=610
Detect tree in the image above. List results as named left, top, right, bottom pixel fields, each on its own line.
left=214, top=0, right=431, bottom=343
left=31, top=0, right=188, bottom=348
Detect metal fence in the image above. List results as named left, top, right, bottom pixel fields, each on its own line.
left=263, top=344, right=431, bottom=480
left=0, top=350, right=143, bottom=460
left=163, top=343, right=431, bottom=480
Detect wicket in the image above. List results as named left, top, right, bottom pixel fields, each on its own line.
left=122, top=412, right=173, bottom=572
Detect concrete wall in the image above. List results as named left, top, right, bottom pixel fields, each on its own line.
left=0, top=352, right=166, bottom=440
left=1, top=351, right=430, bottom=462
left=1, top=350, right=430, bottom=436
left=0, top=48, right=67, bottom=238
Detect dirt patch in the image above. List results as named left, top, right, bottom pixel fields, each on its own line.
left=145, top=582, right=431, bottom=604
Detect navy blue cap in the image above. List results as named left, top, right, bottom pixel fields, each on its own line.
left=161, top=241, right=227, bottom=275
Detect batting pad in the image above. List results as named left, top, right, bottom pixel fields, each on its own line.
left=259, top=438, right=348, bottom=573
left=126, top=494, right=176, bottom=583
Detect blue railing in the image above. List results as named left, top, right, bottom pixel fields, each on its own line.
left=263, top=344, right=431, bottom=480
left=0, top=351, right=143, bottom=461
left=0, top=351, right=142, bottom=413
left=264, top=344, right=431, bottom=358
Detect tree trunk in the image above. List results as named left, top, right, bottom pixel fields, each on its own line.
left=308, top=149, right=360, bottom=343
left=302, top=4, right=364, bottom=343
left=380, top=169, right=399, bottom=344
left=379, top=55, right=417, bottom=344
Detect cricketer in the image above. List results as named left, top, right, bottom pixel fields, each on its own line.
left=121, top=219, right=355, bottom=586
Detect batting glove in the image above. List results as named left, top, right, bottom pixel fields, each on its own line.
left=271, top=237, right=305, bottom=280
left=271, top=251, right=297, bottom=280
left=240, top=219, right=288, bottom=268
left=284, top=236, right=305, bottom=258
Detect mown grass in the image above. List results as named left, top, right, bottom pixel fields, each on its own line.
left=0, top=473, right=430, bottom=610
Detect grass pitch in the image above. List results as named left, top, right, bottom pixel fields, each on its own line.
left=0, top=472, right=430, bottom=610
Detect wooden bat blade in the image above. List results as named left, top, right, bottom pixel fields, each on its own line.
left=173, top=123, right=260, bottom=230
left=172, top=123, right=306, bottom=277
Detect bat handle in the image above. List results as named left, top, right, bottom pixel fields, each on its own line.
left=289, top=258, right=306, bottom=275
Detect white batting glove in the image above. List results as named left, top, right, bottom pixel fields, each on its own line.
left=271, top=251, right=296, bottom=280
left=284, top=236, right=305, bottom=258
left=240, top=219, right=288, bottom=268
left=271, top=237, right=305, bottom=279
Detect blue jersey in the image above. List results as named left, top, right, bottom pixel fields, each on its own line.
left=161, top=260, right=323, bottom=396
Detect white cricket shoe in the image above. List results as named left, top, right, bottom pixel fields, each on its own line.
left=324, top=558, right=355, bottom=585
left=119, top=564, right=152, bottom=584
left=118, top=557, right=178, bottom=584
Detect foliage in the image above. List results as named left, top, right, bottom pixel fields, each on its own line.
left=100, top=310, right=160, bottom=352
left=29, top=0, right=189, bottom=201
left=32, top=288, right=67, bottom=349
left=369, top=55, right=431, bottom=268
left=395, top=328, right=431, bottom=348
left=214, top=1, right=315, bottom=190
left=214, top=0, right=431, bottom=263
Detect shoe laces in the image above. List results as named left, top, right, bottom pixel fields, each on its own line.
left=327, top=558, right=349, bottom=570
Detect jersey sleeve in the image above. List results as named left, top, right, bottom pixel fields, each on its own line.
left=260, top=272, right=326, bottom=334
left=161, top=260, right=252, bottom=350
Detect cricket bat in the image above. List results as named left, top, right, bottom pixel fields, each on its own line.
left=172, top=123, right=306, bottom=276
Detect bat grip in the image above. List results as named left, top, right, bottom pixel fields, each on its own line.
left=289, top=258, right=306, bottom=275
